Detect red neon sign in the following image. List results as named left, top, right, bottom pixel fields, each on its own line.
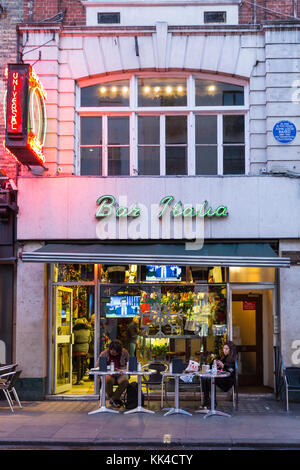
left=6, top=66, right=27, bottom=135
left=27, top=134, right=45, bottom=165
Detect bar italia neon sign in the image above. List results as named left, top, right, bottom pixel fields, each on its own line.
left=4, top=64, right=47, bottom=167
left=96, top=195, right=228, bottom=219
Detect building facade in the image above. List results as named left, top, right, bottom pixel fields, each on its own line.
left=3, top=0, right=300, bottom=399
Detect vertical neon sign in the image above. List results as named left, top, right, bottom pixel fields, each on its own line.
left=6, top=65, right=27, bottom=136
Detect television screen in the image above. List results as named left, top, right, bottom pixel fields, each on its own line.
left=143, top=265, right=183, bottom=282
left=105, top=295, right=140, bottom=318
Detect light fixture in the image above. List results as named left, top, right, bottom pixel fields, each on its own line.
left=154, top=86, right=160, bottom=93
left=166, top=86, right=172, bottom=94
left=122, top=86, right=128, bottom=94
left=100, top=86, right=106, bottom=94
left=111, top=86, right=117, bottom=93
left=177, top=86, right=183, bottom=93
left=208, top=85, right=216, bottom=92
left=144, top=86, right=150, bottom=94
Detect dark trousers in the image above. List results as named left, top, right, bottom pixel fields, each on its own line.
left=201, top=377, right=233, bottom=405
left=106, top=375, right=129, bottom=401
left=73, top=353, right=87, bottom=383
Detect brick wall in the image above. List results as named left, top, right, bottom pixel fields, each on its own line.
left=0, top=0, right=23, bottom=181
left=23, top=0, right=86, bottom=25
left=239, top=0, right=296, bottom=24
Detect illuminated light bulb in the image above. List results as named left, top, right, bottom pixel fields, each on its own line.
left=166, top=86, right=172, bottom=94
left=154, top=86, right=160, bottom=93
left=208, top=85, right=216, bottom=92
left=177, top=86, right=183, bottom=93
left=100, top=87, right=106, bottom=94
left=122, top=86, right=128, bottom=94
left=144, top=86, right=150, bottom=94
left=111, top=86, right=117, bottom=93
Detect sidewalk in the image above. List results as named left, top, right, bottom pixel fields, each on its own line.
left=1, top=395, right=300, bottom=449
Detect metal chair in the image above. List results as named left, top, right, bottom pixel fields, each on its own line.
left=141, top=362, right=168, bottom=407
left=0, top=369, right=22, bottom=413
left=283, top=365, right=300, bottom=411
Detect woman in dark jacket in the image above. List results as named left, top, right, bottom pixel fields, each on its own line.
left=73, top=318, right=91, bottom=385
left=201, top=341, right=236, bottom=408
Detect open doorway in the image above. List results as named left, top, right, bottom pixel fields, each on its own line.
left=231, top=288, right=275, bottom=393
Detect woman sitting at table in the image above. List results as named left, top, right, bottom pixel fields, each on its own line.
left=95, top=339, right=129, bottom=408
left=201, top=341, right=236, bottom=409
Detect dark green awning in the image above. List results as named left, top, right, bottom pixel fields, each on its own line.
left=21, top=242, right=290, bottom=268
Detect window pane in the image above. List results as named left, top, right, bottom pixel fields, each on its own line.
left=108, top=117, right=129, bottom=145
left=166, top=116, right=187, bottom=144
left=166, top=147, right=187, bottom=175
left=108, top=147, right=129, bottom=175
left=196, top=146, right=217, bottom=175
left=223, top=146, right=245, bottom=174
left=138, top=78, right=187, bottom=107
left=195, top=80, right=244, bottom=106
left=223, top=115, right=244, bottom=143
left=138, top=116, right=160, bottom=144
left=81, top=80, right=129, bottom=107
left=195, top=115, right=217, bottom=144
left=80, top=117, right=102, bottom=145
left=138, top=147, right=160, bottom=175
left=81, top=148, right=102, bottom=175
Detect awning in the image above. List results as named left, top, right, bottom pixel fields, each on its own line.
left=21, top=242, right=290, bottom=268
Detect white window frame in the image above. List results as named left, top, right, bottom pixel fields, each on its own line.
left=77, top=72, right=249, bottom=177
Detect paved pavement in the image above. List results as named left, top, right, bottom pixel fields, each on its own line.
left=0, top=394, right=300, bottom=449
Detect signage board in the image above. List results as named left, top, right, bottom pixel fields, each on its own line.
left=4, top=63, right=47, bottom=167
left=273, top=120, right=296, bottom=143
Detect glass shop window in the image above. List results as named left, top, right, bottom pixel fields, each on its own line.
left=138, top=78, right=187, bottom=107
left=138, top=116, right=160, bottom=175
left=108, top=116, right=130, bottom=175
left=166, top=115, right=187, bottom=175
left=80, top=116, right=102, bottom=175
left=81, top=80, right=130, bottom=107
left=223, top=115, right=245, bottom=174
left=195, top=115, right=218, bottom=175
left=53, top=264, right=95, bottom=282
left=195, top=80, right=244, bottom=107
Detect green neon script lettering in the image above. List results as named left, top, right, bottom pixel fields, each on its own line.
left=158, top=196, right=174, bottom=218
left=96, top=195, right=116, bottom=218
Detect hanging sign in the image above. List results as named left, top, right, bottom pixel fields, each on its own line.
left=4, top=63, right=47, bottom=167
left=273, top=120, right=296, bottom=143
left=243, top=301, right=256, bottom=311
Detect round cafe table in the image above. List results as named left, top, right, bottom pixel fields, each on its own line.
left=123, top=370, right=156, bottom=414
left=195, top=370, right=231, bottom=419
left=161, top=372, right=193, bottom=417
left=87, top=368, right=123, bottom=415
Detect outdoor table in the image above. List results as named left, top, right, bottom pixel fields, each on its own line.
left=195, top=370, right=231, bottom=419
left=87, top=368, right=124, bottom=415
left=161, top=372, right=193, bottom=417
left=123, top=370, right=156, bottom=415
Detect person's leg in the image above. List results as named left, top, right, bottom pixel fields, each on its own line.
left=201, top=378, right=210, bottom=406
left=105, top=375, right=114, bottom=398
left=112, top=375, right=129, bottom=401
left=129, top=343, right=136, bottom=357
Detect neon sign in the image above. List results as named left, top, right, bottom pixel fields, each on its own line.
left=4, top=63, right=47, bottom=167
left=95, top=195, right=228, bottom=219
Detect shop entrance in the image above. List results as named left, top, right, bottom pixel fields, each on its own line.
left=53, top=286, right=73, bottom=393
left=232, top=294, right=263, bottom=386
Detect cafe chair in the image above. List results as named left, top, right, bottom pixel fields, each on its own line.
left=0, top=369, right=23, bottom=413
left=141, top=362, right=168, bottom=407
left=282, top=365, right=300, bottom=411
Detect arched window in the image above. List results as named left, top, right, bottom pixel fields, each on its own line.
left=78, top=74, right=247, bottom=176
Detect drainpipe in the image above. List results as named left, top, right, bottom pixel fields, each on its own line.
left=253, top=0, right=257, bottom=25
left=293, top=0, right=297, bottom=18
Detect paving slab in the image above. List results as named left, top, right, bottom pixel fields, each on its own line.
left=0, top=396, right=300, bottom=448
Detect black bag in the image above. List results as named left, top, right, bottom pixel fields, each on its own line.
left=125, top=382, right=144, bottom=410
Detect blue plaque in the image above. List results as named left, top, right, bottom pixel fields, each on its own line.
left=273, top=120, right=297, bottom=143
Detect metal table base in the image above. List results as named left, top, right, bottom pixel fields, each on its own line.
left=88, top=373, right=119, bottom=415
left=196, top=375, right=231, bottom=419
left=163, top=375, right=192, bottom=417
left=124, top=373, right=155, bottom=415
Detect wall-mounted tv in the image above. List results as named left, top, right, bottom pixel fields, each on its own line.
left=142, top=265, right=184, bottom=282
left=105, top=295, right=140, bottom=318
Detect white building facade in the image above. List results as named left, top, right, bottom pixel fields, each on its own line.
left=13, top=0, right=300, bottom=399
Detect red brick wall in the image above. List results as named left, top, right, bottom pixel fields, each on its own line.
left=23, top=0, right=86, bottom=25
left=0, top=1, right=23, bottom=181
left=239, top=0, right=296, bottom=24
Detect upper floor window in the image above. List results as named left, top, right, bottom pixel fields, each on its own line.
left=78, top=74, right=247, bottom=176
